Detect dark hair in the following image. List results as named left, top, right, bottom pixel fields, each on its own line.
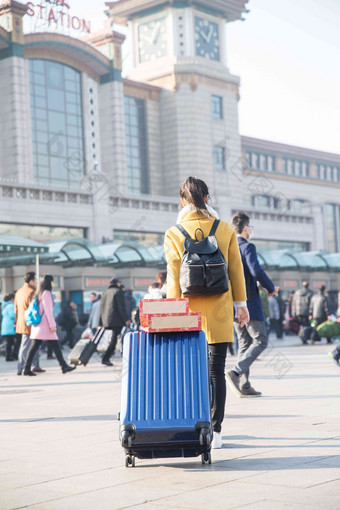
left=3, top=295, right=10, bottom=302
left=37, top=274, right=54, bottom=302
left=156, top=271, right=167, bottom=285
left=231, top=212, right=250, bottom=234
left=90, top=292, right=97, bottom=297
left=151, top=282, right=161, bottom=289
left=180, top=176, right=212, bottom=217
left=319, top=285, right=326, bottom=293
left=79, top=313, right=89, bottom=326
left=24, top=271, right=36, bottom=284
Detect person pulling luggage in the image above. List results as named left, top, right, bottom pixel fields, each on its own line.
left=98, top=278, right=131, bottom=367
left=164, top=176, right=249, bottom=449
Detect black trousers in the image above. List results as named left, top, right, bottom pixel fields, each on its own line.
left=103, top=327, right=122, bottom=362
left=4, top=335, right=15, bottom=361
left=25, top=340, right=66, bottom=372
left=209, top=342, right=228, bottom=434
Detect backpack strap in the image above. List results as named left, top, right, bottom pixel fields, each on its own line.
left=209, top=219, right=220, bottom=236
left=175, top=224, right=192, bottom=239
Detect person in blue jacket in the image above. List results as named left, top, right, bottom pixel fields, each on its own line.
left=1, top=293, right=16, bottom=362
left=226, top=212, right=277, bottom=397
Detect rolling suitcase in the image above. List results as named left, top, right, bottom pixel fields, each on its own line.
left=298, top=325, right=312, bottom=344
left=69, top=328, right=105, bottom=366
left=119, top=330, right=213, bottom=467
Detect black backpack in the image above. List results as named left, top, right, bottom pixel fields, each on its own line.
left=175, top=219, right=229, bottom=296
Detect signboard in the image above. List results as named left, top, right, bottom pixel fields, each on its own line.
left=312, top=280, right=327, bottom=289
left=283, top=280, right=299, bottom=289
left=25, top=0, right=91, bottom=35
left=134, top=278, right=154, bottom=289
left=85, top=277, right=111, bottom=288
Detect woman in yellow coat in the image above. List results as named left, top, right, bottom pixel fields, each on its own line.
left=164, top=176, right=249, bottom=449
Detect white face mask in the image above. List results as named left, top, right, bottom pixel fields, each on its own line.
left=248, top=231, right=253, bottom=240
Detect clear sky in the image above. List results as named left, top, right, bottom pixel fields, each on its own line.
left=43, top=0, right=340, bottom=154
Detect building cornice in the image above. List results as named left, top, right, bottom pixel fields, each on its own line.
left=123, top=78, right=161, bottom=100
left=105, top=0, right=249, bottom=24
left=243, top=169, right=340, bottom=188
left=0, top=0, right=28, bottom=17
left=241, top=136, right=340, bottom=164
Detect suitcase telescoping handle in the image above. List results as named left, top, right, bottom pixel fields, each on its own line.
left=210, top=376, right=215, bottom=411
left=92, top=327, right=106, bottom=346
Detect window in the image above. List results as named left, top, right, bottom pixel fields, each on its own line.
left=0, top=223, right=85, bottom=243
left=124, top=96, right=149, bottom=194
left=246, top=151, right=276, bottom=172
left=284, top=158, right=309, bottom=177
left=214, top=146, right=225, bottom=170
left=324, top=204, right=339, bottom=253
left=289, top=199, right=309, bottom=213
left=255, top=239, right=310, bottom=252
left=252, top=194, right=284, bottom=210
left=211, top=95, right=223, bottom=119
left=29, top=60, right=85, bottom=187
left=257, top=194, right=271, bottom=209
left=317, top=163, right=340, bottom=182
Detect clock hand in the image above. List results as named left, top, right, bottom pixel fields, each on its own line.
left=206, top=25, right=213, bottom=43
left=153, top=26, right=161, bottom=44
left=199, top=29, right=209, bottom=42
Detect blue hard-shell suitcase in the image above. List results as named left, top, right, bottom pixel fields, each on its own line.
left=119, top=330, right=213, bottom=467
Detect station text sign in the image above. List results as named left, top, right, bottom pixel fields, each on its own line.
left=26, top=1, right=91, bottom=34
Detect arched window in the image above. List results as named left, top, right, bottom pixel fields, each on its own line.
left=29, top=59, right=85, bottom=187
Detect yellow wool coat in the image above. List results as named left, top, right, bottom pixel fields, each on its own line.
left=164, top=210, right=247, bottom=344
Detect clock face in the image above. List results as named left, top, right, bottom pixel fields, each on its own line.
left=138, top=18, right=167, bottom=63
left=195, top=17, right=220, bottom=61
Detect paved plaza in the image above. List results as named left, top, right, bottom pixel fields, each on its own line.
left=0, top=336, right=339, bottom=510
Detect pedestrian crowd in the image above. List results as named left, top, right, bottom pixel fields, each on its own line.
left=0, top=176, right=339, bottom=449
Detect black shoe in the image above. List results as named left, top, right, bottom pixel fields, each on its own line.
left=6, top=357, right=15, bottom=362
left=23, top=370, right=37, bottom=376
left=47, top=355, right=56, bottom=360
left=102, top=360, right=113, bottom=367
left=17, top=371, right=22, bottom=376
left=62, top=364, right=76, bottom=374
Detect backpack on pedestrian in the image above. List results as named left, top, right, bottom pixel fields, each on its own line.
left=175, top=219, right=229, bottom=296
left=24, top=297, right=43, bottom=327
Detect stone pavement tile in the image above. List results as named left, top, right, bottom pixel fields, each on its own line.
left=0, top=487, right=71, bottom=510
left=24, top=479, right=185, bottom=510
left=21, top=466, right=154, bottom=495
left=0, top=471, right=60, bottom=491
left=232, top=500, right=314, bottom=509
left=238, top=460, right=340, bottom=489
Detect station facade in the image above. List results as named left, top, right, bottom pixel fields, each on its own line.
left=0, top=0, right=339, bottom=306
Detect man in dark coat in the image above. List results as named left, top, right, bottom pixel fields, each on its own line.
left=99, top=278, right=130, bottom=366
left=309, top=285, right=331, bottom=344
left=59, top=301, right=78, bottom=348
left=292, top=282, right=313, bottom=326
left=227, top=212, right=277, bottom=397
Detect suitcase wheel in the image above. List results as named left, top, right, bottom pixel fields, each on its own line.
left=199, top=427, right=210, bottom=446
left=125, top=455, right=135, bottom=468
left=201, top=452, right=211, bottom=465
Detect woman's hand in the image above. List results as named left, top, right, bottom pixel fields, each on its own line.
left=237, top=306, right=250, bottom=328
left=50, top=327, right=57, bottom=333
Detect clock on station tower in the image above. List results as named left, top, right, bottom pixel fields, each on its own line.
left=138, top=17, right=167, bottom=63
left=106, top=0, right=249, bottom=74
left=194, top=17, right=220, bottom=61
